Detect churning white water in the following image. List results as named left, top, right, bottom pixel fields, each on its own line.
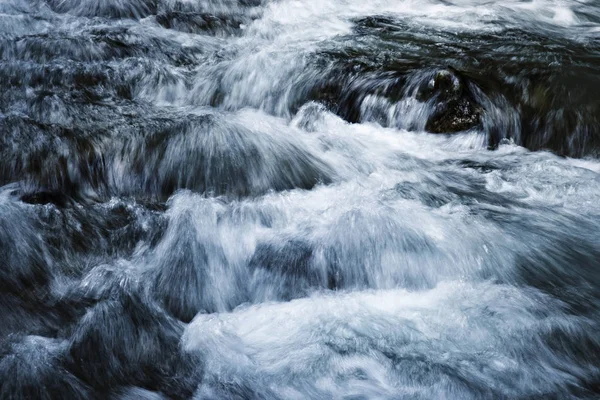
left=0, top=0, right=599, bottom=398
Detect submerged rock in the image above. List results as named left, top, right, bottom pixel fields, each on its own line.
left=156, top=12, right=244, bottom=35
left=0, top=336, right=93, bottom=400
left=66, top=292, right=201, bottom=397
left=45, top=0, right=157, bottom=19
left=20, top=191, right=71, bottom=207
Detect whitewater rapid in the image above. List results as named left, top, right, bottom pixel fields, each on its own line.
left=0, top=0, right=599, bottom=398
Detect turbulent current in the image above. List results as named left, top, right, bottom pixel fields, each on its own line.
left=1, top=0, right=600, bottom=398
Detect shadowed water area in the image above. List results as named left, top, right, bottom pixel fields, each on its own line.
left=0, top=0, right=600, bottom=398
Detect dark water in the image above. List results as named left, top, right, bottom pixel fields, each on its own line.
left=1, top=0, right=600, bottom=398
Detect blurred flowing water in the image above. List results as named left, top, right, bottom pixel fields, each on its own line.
left=0, top=0, right=600, bottom=398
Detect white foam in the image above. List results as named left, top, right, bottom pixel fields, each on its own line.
left=184, top=281, right=590, bottom=398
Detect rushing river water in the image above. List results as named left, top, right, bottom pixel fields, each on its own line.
left=1, top=0, right=600, bottom=398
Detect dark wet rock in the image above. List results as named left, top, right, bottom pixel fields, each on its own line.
left=155, top=0, right=264, bottom=36
left=0, top=25, right=198, bottom=64
left=0, top=107, right=333, bottom=202
left=416, top=70, right=461, bottom=102
left=0, top=335, right=94, bottom=400
left=426, top=96, right=482, bottom=133
left=146, top=199, right=249, bottom=320
left=0, top=115, right=108, bottom=200
left=0, top=294, right=66, bottom=339
left=0, top=190, right=168, bottom=340
left=45, top=0, right=157, bottom=19
left=310, top=17, right=600, bottom=155
left=112, top=113, right=334, bottom=200
left=518, top=80, right=600, bottom=157
left=250, top=239, right=315, bottom=279
left=249, top=239, right=322, bottom=296
left=50, top=263, right=150, bottom=342
left=0, top=194, right=80, bottom=337
left=431, top=70, right=460, bottom=96
left=20, top=190, right=71, bottom=207
left=31, top=200, right=166, bottom=265
left=156, top=12, right=244, bottom=35
left=66, top=292, right=201, bottom=397
left=301, top=60, right=484, bottom=135
left=422, top=69, right=483, bottom=133
left=149, top=215, right=227, bottom=321
left=0, top=198, right=51, bottom=299
left=1, top=26, right=196, bottom=65
left=248, top=236, right=358, bottom=300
